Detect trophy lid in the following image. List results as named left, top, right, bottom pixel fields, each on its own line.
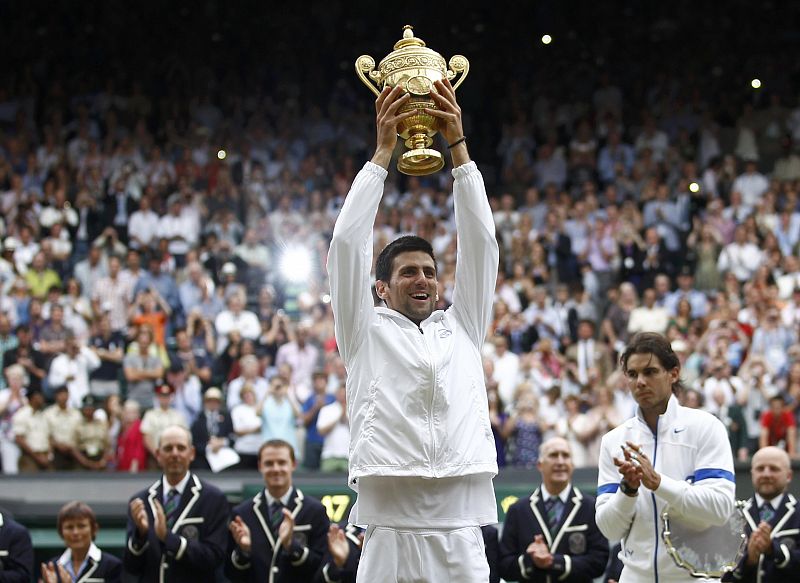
left=393, top=25, right=426, bottom=50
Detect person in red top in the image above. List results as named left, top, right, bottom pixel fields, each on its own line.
left=116, top=399, right=147, bottom=472
left=759, top=394, right=797, bottom=457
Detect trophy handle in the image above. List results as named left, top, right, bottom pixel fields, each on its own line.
left=355, top=55, right=382, bottom=97
left=446, top=55, right=470, bottom=91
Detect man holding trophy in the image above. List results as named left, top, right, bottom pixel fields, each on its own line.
left=327, top=73, right=499, bottom=581
left=596, top=333, right=736, bottom=582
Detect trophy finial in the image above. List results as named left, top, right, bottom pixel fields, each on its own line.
left=394, top=25, right=425, bottom=49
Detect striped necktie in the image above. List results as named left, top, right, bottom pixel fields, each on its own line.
left=545, top=497, right=563, bottom=531
left=760, top=502, right=775, bottom=523
left=164, top=489, right=180, bottom=528
left=269, top=501, right=284, bottom=535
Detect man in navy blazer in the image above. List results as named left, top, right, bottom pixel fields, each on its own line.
left=729, top=446, right=800, bottom=583
left=499, top=437, right=608, bottom=582
left=226, top=439, right=329, bottom=583
left=123, top=425, right=229, bottom=583
left=0, top=509, right=33, bottom=583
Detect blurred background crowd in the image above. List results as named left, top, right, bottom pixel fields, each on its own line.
left=1, top=0, right=800, bottom=476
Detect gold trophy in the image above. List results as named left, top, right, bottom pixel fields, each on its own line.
left=356, top=25, right=469, bottom=175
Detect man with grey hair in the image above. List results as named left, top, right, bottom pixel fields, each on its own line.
left=499, top=436, right=608, bottom=581
left=124, top=425, right=228, bottom=582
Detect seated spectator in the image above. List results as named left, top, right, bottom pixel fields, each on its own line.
left=317, top=385, right=349, bottom=472
left=116, top=399, right=146, bottom=472
left=12, top=387, right=50, bottom=471
left=190, top=386, right=234, bottom=470
left=41, top=501, right=121, bottom=582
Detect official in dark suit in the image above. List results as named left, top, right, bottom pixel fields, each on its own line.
left=123, top=425, right=229, bottom=583
left=0, top=509, right=33, bottom=583
left=729, top=446, right=800, bottom=583
left=483, top=524, right=501, bottom=583
left=41, top=501, right=122, bottom=583
left=499, top=436, right=608, bottom=582
left=190, top=387, right=235, bottom=469
left=227, top=439, right=329, bottom=583
left=315, top=523, right=363, bottom=583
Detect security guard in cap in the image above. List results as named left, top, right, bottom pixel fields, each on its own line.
left=73, top=394, right=110, bottom=471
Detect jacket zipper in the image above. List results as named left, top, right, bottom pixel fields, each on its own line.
left=650, top=418, right=659, bottom=583
left=421, top=329, right=437, bottom=475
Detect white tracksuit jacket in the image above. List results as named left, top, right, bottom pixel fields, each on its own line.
left=596, top=395, right=736, bottom=583
left=327, top=161, right=499, bottom=487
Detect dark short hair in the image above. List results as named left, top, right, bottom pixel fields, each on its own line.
left=57, top=501, right=98, bottom=539
left=258, top=439, right=296, bottom=463
left=620, top=332, right=685, bottom=394
left=375, top=235, right=436, bottom=283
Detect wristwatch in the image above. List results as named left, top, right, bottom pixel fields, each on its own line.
left=620, top=479, right=639, bottom=496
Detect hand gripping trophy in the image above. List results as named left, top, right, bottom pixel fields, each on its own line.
left=356, top=25, right=469, bottom=175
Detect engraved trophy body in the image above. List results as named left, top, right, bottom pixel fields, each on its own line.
left=356, top=25, right=469, bottom=175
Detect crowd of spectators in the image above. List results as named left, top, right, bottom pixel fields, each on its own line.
left=1, top=2, right=800, bottom=475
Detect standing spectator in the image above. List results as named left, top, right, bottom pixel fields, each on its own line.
left=140, top=384, right=188, bottom=464
left=316, top=385, right=349, bottom=472
left=44, top=385, right=81, bottom=470
left=503, top=388, right=544, bottom=469
left=12, top=387, right=50, bottom=472
left=0, top=506, right=34, bottom=582
left=627, top=288, right=669, bottom=335
left=498, top=436, right=608, bottom=582
left=41, top=501, right=122, bottom=583
left=0, top=314, right=18, bottom=388
left=47, top=331, right=101, bottom=408
left=116, top=399, right=146, bottom=473
left=565, top=319, right=614, bottom=391
left=73, top=246, right=107, bottom=301
left=128, top=194, right=160, bottom=250
left=717, top=225, right=765, bottom=283
left=301, top=370, right=335, bottom=471
left=226, top=439, right=329, bottom=582
left=275, top=321, right=320, bottom=403
left=214, top=290, right=260, bottom=355
left=227, top=354, right=269, bottom=411
left=0, top=365, right=26, bottom=474
left=158, top=195, right=198, bottom=267
left=72, top=394, right=110, bottom=471
left=489, top=335, right=521, bottom=407
left=732, top=159, right=770, bottom=209
left=190, top=387, right=234, bottom=470
left=24, top=251, right=61, bottom=300
left=166, top=362, right=202, bottom=427
left=231, top=384, right=263, bottom=469
left=88, top=313, right=125, bottom=398
left=759, top=395, right=797, bottom=457
left=3, top=324, right=48, bottom=393
left=129, top=288, right=172, bottom=348
left=91, top=255, right=133, bottom=333
left=124, top=426, right=228, bottom=583
left=260, top=375, right=301, bottom=455
left=123, top=325, right=165, bottom=410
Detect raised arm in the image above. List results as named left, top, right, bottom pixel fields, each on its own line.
left=425, top=79, right=498, bottom=346
left=327, top=86, right=414, bottom=362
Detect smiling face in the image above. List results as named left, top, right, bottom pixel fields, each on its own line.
left=156, top=426, right=195, bottom=484
left=376, top=250, right=438, bottom=325
left=60, top=516, right=96, bottom=553
left=751, top=446, right=792, bottom=501
left=259, top=444, right=297, bottom=498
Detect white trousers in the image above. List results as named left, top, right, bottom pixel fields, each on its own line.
left=356, top=525, right=489, bottom=583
